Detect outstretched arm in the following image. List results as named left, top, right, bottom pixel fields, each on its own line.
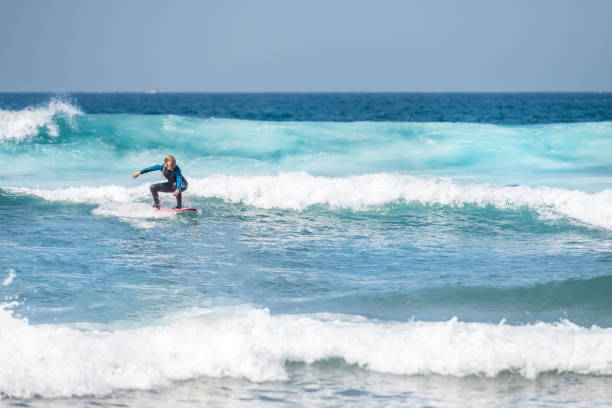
left=132, top=164, right=163, bottom=179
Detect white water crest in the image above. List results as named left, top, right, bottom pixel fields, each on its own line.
left=0, top=97, right=82, bottom=142
left=6, top=172, right=612, bottom=230
left=0, top=304, right=611, bottom=398
left=2, top=269, right=15, bottom=286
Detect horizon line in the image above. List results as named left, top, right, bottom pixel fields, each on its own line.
left=0, top=90, right=610, bottom=94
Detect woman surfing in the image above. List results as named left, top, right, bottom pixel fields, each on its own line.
left=132, top=155, right=189, bottom=209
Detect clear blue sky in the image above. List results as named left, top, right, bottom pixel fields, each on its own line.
left=1, top=0, right=611, bottom=92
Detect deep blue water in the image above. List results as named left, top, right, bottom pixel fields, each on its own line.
left=3, top=92, right=612, bottom=123
left=1, top=93, right=611, bottom=407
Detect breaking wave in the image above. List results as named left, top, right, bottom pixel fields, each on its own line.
left=0, top=97, right=82, bottom=142
left=5, top=173, right=612, bottom=230
left=1, top=304, right=611, bottom=398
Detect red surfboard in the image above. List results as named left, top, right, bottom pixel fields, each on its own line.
left=157, top=208, right=197, bottom=213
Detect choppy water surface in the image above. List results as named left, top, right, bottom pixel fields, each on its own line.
left=1, top=93, right=611, bottom=407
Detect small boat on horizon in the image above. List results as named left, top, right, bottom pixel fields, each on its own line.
left=145, top=89, right=160, bottom=94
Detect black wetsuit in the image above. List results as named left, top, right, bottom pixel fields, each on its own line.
left=140, top=164, right=188, bottom=208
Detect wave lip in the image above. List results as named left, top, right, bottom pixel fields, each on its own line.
left=1, top=305, right=612, bottom=399
left=0, top=97, right=82, bottom=142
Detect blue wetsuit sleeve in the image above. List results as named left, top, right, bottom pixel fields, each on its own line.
left=139, top=164, right=163, bottom=174
left=175, top=165, right=182, bottom=191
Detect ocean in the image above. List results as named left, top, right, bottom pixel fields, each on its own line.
left=1, top=93, right=611, bottom=407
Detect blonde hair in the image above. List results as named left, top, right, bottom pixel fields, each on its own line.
left=162, top=155, right=176, bottom=177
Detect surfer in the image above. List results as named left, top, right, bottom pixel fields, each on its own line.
left=132, top=155, right=188, bottom=209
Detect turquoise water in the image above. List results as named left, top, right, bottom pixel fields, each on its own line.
left=1, top=94, right=612, bottom=407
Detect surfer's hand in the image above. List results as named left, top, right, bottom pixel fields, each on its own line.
left=132, top=172, right=140, bottom=179
left=173, top=189, right=180, bottom=197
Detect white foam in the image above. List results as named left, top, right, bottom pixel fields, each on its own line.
left=188, top=172, right=612, bottom=229
left=2, top=269, right=15, bottom=286
left=6, top=173, right=612, bottom=229
left=5, top=184, right=178, bottom=228
left=0, top=98, right=82, bottom=142
left=0, top=304, right=611, bottom=398
left=8, top=184, right=141, bottom=204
